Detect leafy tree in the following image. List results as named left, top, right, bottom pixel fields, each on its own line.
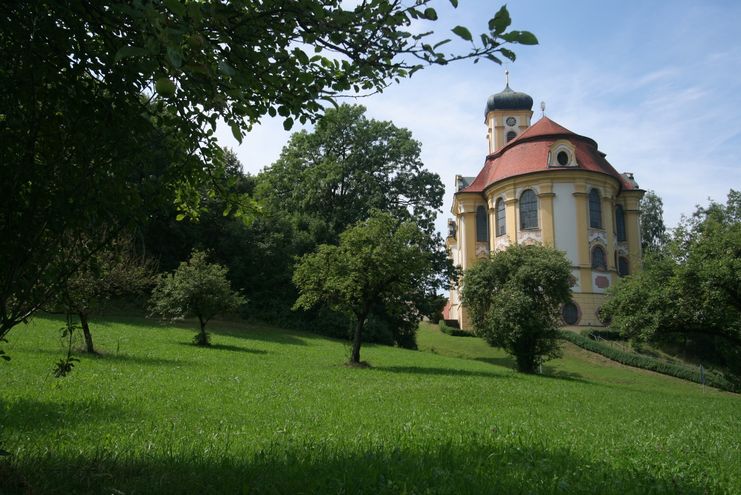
left=149, top=250, right=246, bottom=346
left=604, top=190, right=740, bottom=377
left=254, top=105, right=452, bottom=342
left=462, top=245, right=572, bottom=373
left=640, top=190, right=668, bottom=253
left=55, top=233, right=158, bottom=354
left=1, top=2, right=535, bottom=342
left=293, top=212, right=438, bottom=365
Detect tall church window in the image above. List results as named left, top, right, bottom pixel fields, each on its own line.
left=519, top=189, right=538, bottom=230
left=618, top=256, right=629, bottom=277
left=506, top=131, right=517, bottom=142
left=496, top=198, right=506, bottom=236
left=475, top=205, right=488, bottom=242
left=589, top=188, right=602, bottom=229
left=591, top=245, right=606, bottom=271
left=615, top=205, right=626, bottom=241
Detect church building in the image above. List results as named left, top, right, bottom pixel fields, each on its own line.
left=445, top=78, right=644, bottom=328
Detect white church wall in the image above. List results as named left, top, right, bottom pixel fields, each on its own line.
left=553, top=183, right=579, bottom=265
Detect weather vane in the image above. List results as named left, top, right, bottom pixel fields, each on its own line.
left=540, top=101, right=546, bottom=117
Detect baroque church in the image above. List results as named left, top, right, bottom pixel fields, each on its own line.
left=445, top=77, right=644, bottom=328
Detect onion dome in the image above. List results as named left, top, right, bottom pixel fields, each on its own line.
left=485, top=84, right=534, bottom=116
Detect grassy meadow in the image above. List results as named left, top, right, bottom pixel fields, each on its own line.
left=1, top=316, right=739, bottom=494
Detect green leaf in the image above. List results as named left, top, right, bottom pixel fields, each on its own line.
left=163, top=0, right=186, bottom=17
left=230, top=122, right=243, bottom=143
left=294, top=48, right=309, bottom=65
left=451, top=26, right=472, bottom=42
left=283, top=117, right=294, bottom=131
left=423, top=8, right=438, bottom=21
left=175, top=213, right=186, bottom=221
left=166, top=47, right=183, bottom=68
left=114, top=46, right=148, bottom=62
left=433, top=39, right=451, bottom=49
left=449, top=0, right=459, bottom=7
left=503, top=30, right=539, bottom=45
left=488, top=6, right=511, bottom=35
left=499, top=47, right=516, bottom=62
left=218, top=61, right=236, bottom=77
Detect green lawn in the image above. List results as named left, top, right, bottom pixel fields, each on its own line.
left=1, top=316, right=739, bottom=494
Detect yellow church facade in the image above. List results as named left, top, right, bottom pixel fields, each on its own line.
left=445, top=82, right=644, bottom=328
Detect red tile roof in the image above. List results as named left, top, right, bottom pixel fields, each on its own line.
left=459, top=117, right=637, bottom=194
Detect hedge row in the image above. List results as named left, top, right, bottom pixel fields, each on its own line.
left=438, top=320, right=476, bottom=337
left=559, top=330, right=738, bottom=392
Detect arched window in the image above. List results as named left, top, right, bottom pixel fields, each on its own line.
left=506, top=131, right=517, bottom=142
left=475, top=205, right=488, bottom=242
left=589, top=188, right=602, bottom=229
left=495, top=198, right=506, bottom=237
left=562, top=302, right=580, bottom=325
left=618, top=257, right=629, bottom=277
left=519, top=189, right=538, bottom=230
left=615, top=205, right=626, bottom=241
left=591, top=245, right=606, bottom=271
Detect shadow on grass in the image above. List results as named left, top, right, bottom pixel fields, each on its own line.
left=474, top=356, right=516, bottom=369
left=1, top=440, right=720, bottom=495
left=29, top=348, right=189, bottom=367
left=540, top=367, right=589, bottom=383
left=0, top=397, right=140, bottom=433
left=375, top=365, right=509, bottom=379
left=87, top=315, right=311, bottom=347
left=177, top=342, right=268, bottom=355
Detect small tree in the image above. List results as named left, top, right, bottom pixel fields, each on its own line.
left=293, top=212, right=436, bottom=365
left=56, top=233, right=157, bottom=353
left=462, top=244, right=572, bottom=373
left=149, top=250, right=245, bottom=346
left=640, top=190, right=668, bottom=254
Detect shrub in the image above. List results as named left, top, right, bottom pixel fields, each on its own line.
left=438, top=320, right=475, bottom=337
left=559, top=331, right=737, bottom=392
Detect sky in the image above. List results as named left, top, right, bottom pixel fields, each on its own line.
left=216, top=0, right=741, bottom=236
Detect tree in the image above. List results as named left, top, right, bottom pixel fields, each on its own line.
left=293, top=212, right=438, bottom=365
left=604, top=190, right=740, bottom=377
left=1, top=2, right=535, bottom=342
left=55, top=233, right=157, bottom=354
left=462, top=245, right=573, bottom=373
left=149, top=250, right=246, bottom=346
left=640, top=190, right=668, bottom=253
left=253, top=105, right=452, bottom=343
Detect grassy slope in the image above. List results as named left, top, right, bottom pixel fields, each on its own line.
left=0, top=316, right=739, bottom=494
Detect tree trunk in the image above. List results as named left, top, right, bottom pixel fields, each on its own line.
left=197, top=315, right=208, bottom=346
left=79, top=311, right=94, bottom=354
left=350, top=314, right=367, bottom=364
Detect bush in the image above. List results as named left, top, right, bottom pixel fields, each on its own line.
left=438, top=320, right=475, bottom=337
left=560, top=331, right=738, bottom=392
left=579, top=328, right=623, bottom=341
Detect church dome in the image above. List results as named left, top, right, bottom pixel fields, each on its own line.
left=485, top=84, right=533, bottom=116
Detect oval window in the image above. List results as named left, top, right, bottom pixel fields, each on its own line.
left=562, top=302, right=579, bottom=325
left=557, top=150, right=569, bottom=166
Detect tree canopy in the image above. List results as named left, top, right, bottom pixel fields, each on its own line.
left=604, top=190, right=740, bottom=378
left=250, top=105, right=451, bottom=342
left=462, top=245, right=573, bottom=373
left=0, top=2, right=535, bottom=342
left=640, top=190, right=668, bottom=254
left=293, top=212, right=438, bottom=364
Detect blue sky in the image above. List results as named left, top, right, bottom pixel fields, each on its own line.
left=218, top=0, right=741, bottom=235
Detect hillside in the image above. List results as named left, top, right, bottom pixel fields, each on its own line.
left=1, top=316, right=739, bottom=494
